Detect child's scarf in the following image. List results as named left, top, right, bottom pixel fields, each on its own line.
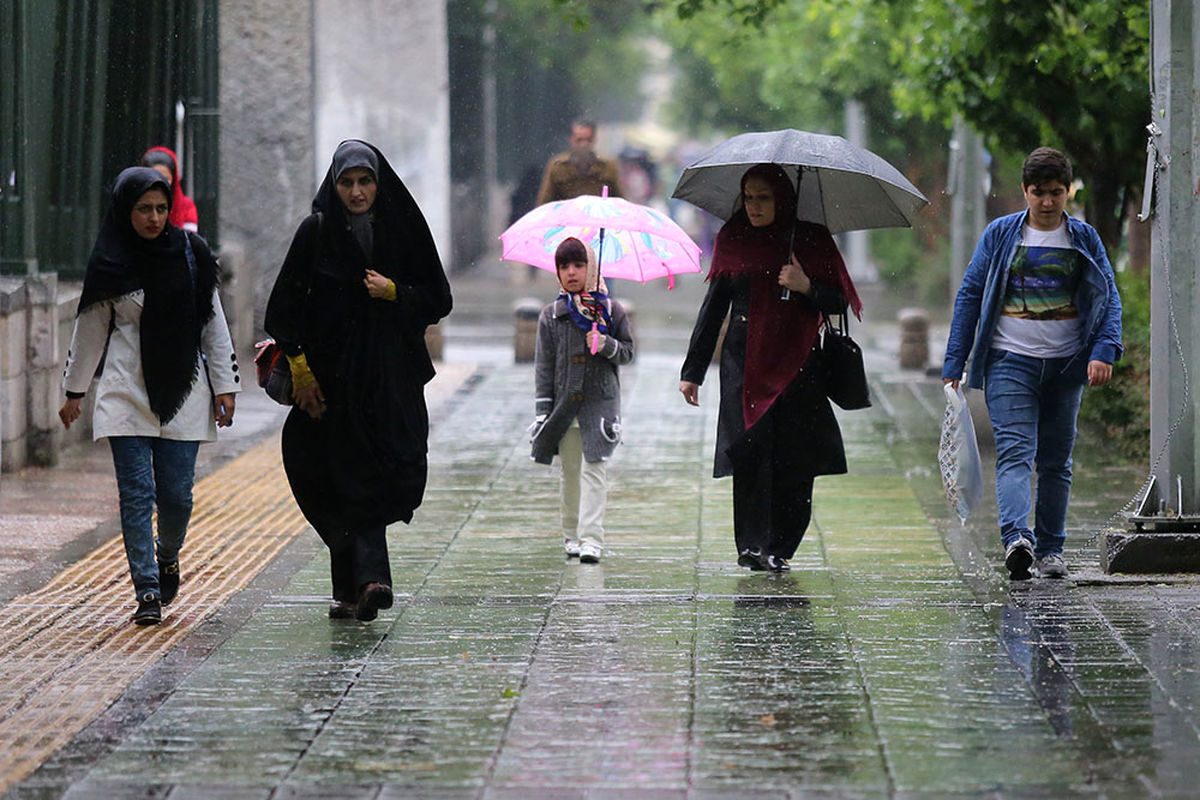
left=559, top=240, right=612, bottom=335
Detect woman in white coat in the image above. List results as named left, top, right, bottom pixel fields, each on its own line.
left=59, top=166, right=240, bottom=626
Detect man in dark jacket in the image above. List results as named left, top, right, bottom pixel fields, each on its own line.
left=536, top=119, right=623, bottom=205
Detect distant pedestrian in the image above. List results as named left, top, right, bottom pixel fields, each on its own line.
left=679, top=164, right=860, bottom=572
left=265, top=140, right=452, bottom=621
left=943, top=146, right=1123, bottom=581
left=536, top=119, right=623, bottom=205
left=140, top=146, right=200, bottom=233
left=59, top=166, right=240, bottom=626
left=530, top=237, right=635, bottom=563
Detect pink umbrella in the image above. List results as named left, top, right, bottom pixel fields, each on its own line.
left=500, top=187, right=702, bottom=289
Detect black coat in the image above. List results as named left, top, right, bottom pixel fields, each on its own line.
left=265, top=143, right=452, bottom=534
left=680, top=274, right=847, bottom=479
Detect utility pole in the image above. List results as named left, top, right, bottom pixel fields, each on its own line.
left=842, top=100, right=873, bottom=282
left=1108, top=0, right=1200, bottom=572
left=947, top=117, right=986, bottom=296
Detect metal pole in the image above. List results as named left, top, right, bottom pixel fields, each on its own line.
left=1148, top=0, right=1198, bottom=517
left=1108, top=0, right=1200, bottom=572
left=481, top=0, right=498, bottom=254
left=947, top=117, right=984, bottom=297
left=843, top=99, right=872, bottom=282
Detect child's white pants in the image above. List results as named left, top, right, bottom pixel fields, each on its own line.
left=559, top=424, right=607, bottom=547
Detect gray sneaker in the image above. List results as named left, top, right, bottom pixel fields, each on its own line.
left=1004, top=537, right=1035, bottom=581
left=1037, top=553, right=1069, bottom=579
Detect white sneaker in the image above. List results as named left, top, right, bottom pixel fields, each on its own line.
left=579, top=542, right=602, bottom=563
left=563, top=538, right=581, bottom=558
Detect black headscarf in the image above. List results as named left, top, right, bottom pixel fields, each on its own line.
left=79, top=166, right=218, bottom=423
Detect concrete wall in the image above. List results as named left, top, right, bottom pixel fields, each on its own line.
left=313, top=0, right=451, bottom=261
left=218, top=0, right=319, bottom=340
left=219, top=0, right=451, bottom=339
left=1, top=275, right=62, bottom=471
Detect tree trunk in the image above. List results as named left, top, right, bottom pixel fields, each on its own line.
left=1080, top=166, right=1127, bottom=256
left=1125, top=194, right=1152, bottom=274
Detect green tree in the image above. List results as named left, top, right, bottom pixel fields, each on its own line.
left=657, top=0, right=1150, bottom=252
left=884, top=0, right=1148, bottom=252
left=655, top=0, right=953, bottom=290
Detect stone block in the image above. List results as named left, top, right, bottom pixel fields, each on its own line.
left=513, top=298, right=541, bottom=363
left=1, top=372, right=28, bottom=471
left=898, top=307, right=929, bottom=370
left=1103, top=527, right=1200, bottom=573
left=425, top=322, right=444, bottom=362
left=0, top=306, right=27, bottom=379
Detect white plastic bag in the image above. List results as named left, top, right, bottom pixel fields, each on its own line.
left=938, top=383, right=983, bottom=525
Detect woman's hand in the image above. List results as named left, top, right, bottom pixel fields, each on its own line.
left=679, top=381, right=700, bottom=406
left=943, top=378, right=960, bottom=391
left=364, top=269, right=392, bottom=299
left=59, top=397, right=82, bottom=430
left=293, top=381, right=327, bottom=419
left=213, top=393, right=236, bottom=427
left=778, top=254, right=812, bottom=295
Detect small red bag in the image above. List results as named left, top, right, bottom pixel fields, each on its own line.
left=253, top=339, right=293, bottom=405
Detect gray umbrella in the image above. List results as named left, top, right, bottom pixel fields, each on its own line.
left=671, top=129, right=929, bottom=233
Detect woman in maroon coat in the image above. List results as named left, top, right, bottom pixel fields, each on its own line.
left=679, top=164, right=861, bottom=572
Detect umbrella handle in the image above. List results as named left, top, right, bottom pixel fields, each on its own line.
left=781, top=166, right=801, bottom=301
left=590, top=322, right=599, bottom=355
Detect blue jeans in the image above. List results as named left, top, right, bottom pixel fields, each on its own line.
left=984, top=351, right=1086, bottom=557
left=109, top=437, right=200, bottom=598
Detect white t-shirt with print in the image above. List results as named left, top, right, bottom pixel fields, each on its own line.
left=991, top=223, right=1086, bottom=359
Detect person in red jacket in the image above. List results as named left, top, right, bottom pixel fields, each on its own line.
left=140, top=146, right=199, bottom=232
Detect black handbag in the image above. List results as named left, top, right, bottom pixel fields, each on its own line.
left=821, top=313, right=871, bottom=410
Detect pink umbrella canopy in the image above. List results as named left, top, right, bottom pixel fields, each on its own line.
left=500, top=191, right=702, bottom=288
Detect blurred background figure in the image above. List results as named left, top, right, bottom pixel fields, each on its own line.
left=617, top=145, right=657, bottom=206
left=537, top=119, right=623, bottom=205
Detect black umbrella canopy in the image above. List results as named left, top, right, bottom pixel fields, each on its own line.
left=672, top=129, right=929, bottom=234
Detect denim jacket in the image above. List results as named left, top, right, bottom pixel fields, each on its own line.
left=943, top=210, right=1123, bottom=390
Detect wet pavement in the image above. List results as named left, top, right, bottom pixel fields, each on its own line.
left=2, top=266, right=1199, bottom=798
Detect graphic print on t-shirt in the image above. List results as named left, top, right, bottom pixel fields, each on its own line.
left=1001, top=245, right=1085, bottom=320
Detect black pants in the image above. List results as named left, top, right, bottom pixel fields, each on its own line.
left=282, top=410, right=396, bottom=604
left=732, top=456, right=814, bottom=560
left=325, top=525, right=391, bottom=604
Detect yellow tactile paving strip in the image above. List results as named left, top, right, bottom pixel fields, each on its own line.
left=0, top=433, right=306, bottom=793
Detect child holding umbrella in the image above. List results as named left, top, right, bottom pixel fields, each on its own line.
left=529, top=237, right=635, bottom=563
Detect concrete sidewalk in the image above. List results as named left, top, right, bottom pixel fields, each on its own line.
left=2, top=269, right=1199, bottom=798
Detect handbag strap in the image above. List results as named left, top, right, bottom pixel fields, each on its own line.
left=823, top=311, right=850, bottom=336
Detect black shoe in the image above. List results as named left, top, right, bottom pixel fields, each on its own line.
left=737, top=548, right=767, bottom=571
left=766, top=555, right=791, bottom=573
left=1005, top=537, right=1035, bottom=581
left=134, top=592, right=162, bottom=626
left=158, top=560, right=180, bottom=606
left=328, top=600, right=356, bottom=619
left=355, top=582, right=394, bottom=622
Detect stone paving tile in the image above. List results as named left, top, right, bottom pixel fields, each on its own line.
left=10, top=343, right=1200, bottom=798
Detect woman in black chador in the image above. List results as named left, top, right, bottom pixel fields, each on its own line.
left=679, top=164, right=861, bottom=572
left=266, top=140, right=452, bottom=621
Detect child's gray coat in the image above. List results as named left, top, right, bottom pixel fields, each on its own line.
left=531, top=295, right=635, bottom=465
